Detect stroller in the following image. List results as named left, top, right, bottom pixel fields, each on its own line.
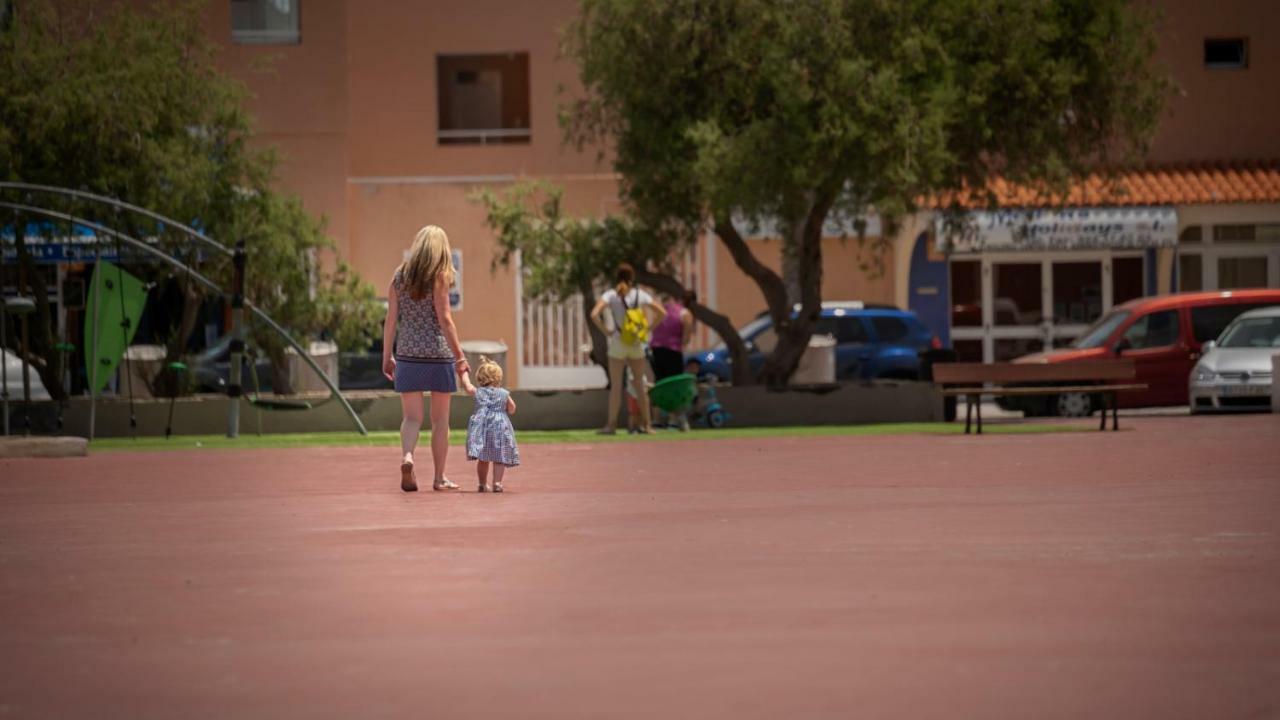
left=648, top=372, right=730, bottom=429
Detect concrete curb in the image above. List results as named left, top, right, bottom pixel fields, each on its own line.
left=0, top=436, right=89, bottom=458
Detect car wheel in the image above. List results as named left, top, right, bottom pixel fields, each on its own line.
left=1055, top=392, right=1093, bottom=418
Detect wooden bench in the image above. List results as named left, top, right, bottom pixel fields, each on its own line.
left=932, top=360, right=1146, bottom=435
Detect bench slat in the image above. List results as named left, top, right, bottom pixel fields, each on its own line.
left=939, top=383, right=1147, bottom=397
left=933, top=359, right=1135, bottom=384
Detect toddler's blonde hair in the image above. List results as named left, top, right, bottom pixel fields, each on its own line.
left=400, top=225, right=454, bottom=300
left=475, top=356, right=504, bottom=388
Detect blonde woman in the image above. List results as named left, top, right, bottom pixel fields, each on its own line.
left=382, top=225, right=475, bottom=492
left=590, top=263, right=665, bottom=434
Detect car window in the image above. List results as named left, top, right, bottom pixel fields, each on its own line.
left=869, top=316, right=908, bottom=342
left=812, top=317, right=838, bottom=338
left=1191, top=303, right=1271, bottom=343
left=1122, top=310, right=1180, bottom=350
left=1073, top=310, right=1130, bottom=348
left=1218, top=316, right=1280, bottom=348
left=837, top=317, right=869, bottom=343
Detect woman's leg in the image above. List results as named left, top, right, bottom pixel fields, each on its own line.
left=400, top=392, right=424, bottom=464
left=604, top=356, right=625, bottom=431
left=429, top=390, right=453, bottom=486
left=626, top=357, right=653, bottom=431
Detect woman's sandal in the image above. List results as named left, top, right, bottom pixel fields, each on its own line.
left=400, top=462, right=418, bottom=493
left=433, top=477, right=460, bottom=492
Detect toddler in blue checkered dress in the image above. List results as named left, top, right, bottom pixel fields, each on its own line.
left=467, top=357, right=520, bottom=492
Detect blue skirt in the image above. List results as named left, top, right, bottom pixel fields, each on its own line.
left=394, top=356, right=458, bottom=393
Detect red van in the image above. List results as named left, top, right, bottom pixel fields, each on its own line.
left=1003, top=289, right=1280, bottom=416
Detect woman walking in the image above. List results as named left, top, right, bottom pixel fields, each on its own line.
left=590, top=263, right=665, bottom=434
left=382, top=225, right=475, bottom=492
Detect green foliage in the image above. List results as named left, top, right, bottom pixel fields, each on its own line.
left=567, top=0, right=1169, bottom=227
left=1, top=0, right=380, bottom=396
left=562, top=0, right=1170, bottom=384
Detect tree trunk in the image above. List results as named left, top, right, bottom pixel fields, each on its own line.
left=633, top=267, right=753, bottom=386
left=756, top=191, right=837, bottom=387
left=269, top=349, right=294, bottom=396
left=577, top=280, right=610, bottom=382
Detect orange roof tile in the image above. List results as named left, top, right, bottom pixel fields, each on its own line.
left=937, top=160, right=1280, bottom=209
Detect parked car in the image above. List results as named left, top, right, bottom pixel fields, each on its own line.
left=1189, top=306, right=1280, bottom=413
left=1002, top=289, right=1280, bottom=416
left=189, top=334, right=276, bottom=394
left=2, top=348, right=52, bottom=401
left=689, top=302, right=940, bottom=383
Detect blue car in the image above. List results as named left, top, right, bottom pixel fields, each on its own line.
left=690, top=302, right=940, bottom=382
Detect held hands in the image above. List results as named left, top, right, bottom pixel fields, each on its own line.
left=382, top=355, right=395, bottom=381
left=456, top=358, right=476, bottom=395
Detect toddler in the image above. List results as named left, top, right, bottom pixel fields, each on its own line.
left=466, top=357, right=520, bottom=492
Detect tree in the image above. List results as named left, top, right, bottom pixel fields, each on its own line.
left=0, top=0, right=379, bottom=398
left=563, top=0, right=1169, bottom=385
left=472, top=181, right=754, bottom=385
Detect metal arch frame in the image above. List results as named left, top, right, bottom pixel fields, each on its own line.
left=0, top=200, right=369, bottom=436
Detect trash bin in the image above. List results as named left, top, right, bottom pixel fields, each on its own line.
left=123, top=344, right=166, bottom=399
left=285, top=340, right=339, bottom=393
left=791, top=334, right=837, bottom=385
left=461, top=340, right=508, bottom=381
left=919, top=347, right=959, bottom=422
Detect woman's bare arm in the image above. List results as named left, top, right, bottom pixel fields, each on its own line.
left=433, top=274, right=474, bottom=393
left=680, top=307, right=694, bottom=348
left=590, top=296, right=610, bottom=334
left=381, top=276, right=398, bottom=380
left=648, top=300, right=667, bottom=326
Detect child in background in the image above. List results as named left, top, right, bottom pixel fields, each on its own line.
left=466, top=356, right=520, bottom=493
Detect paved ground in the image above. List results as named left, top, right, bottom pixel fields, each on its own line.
left=2, top=414, right=1279, bottom=719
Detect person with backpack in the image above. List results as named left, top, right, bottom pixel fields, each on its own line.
left=590, top=263, right=666, bottom=434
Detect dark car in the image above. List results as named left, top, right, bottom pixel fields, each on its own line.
left=691, top=302, right=940, bottom=382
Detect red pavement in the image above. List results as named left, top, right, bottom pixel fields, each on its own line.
left=2, top=414, right=1279, bottom=719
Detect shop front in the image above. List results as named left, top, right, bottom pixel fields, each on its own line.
left=925, top=207, right=1177, bottom=363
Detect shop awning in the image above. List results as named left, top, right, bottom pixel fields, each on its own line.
left=936, top=206, right=1178, bottom=253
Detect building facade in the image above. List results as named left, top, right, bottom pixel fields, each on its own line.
left=210, top=0, right=1280, bottom=385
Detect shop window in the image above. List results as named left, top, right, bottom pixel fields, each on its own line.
left=1123, top=310, right=1179, bottom=350
left=437, top=53, right=531, bottom=145
left=1179, top=226, right=1201, bottom=244
left=1112, top=257, right=1145, bottom=306
left=950, top=261, right=981, bottom=327
left=1051, top=261, right=1102, bottom=324
left=1178, top=253, right=1203, bottom=292
left=231, top=0, right=299, bottom=44
left=994, top=338, right=1043, bottom=362
left=953, top=339, right=983, bottom=363
left=1213, top=224, right=1279, bottom=243
left=993, top=263, right=1041, bottom=326
left=1204, top=38, right=1247, bottom=69
left=1218, top=256, right=1268, bottom=289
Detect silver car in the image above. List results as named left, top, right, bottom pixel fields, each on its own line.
left=1189, top=306, right=1280, bottom=413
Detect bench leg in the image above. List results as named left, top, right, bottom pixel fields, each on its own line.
left=1112, top=392, right=1119, bottom=431
left=964, top=395, right=973, bottom=435
left=976, top=395, right=983, bottom=435
left=1099, top=391, right=1108, bottom=431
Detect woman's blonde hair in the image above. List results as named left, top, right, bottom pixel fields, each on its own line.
left=400, top=225, right=455, bottom=300
left=475, top=356, right=504, bottom=388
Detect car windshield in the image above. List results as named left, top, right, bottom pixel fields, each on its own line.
left=1072, top=310, right=1130, bottom=349
left=1217, top=316, right=1280, bottom=348
left=712, top=315, right=773, bottom=352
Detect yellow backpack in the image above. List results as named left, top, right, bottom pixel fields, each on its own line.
left=619, top=289, right=650, bottom=345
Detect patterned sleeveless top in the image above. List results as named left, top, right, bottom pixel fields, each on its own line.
left=393, top=268, right=454, bottom=359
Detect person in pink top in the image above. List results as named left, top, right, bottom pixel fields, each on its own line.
left=649, top=290, right=696, bottom=430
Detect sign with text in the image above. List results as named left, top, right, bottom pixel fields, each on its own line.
left=936, top=206, right=1178, bottom=253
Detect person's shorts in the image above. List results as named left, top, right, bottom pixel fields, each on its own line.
left=608, top=335, right=646, bottom=360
